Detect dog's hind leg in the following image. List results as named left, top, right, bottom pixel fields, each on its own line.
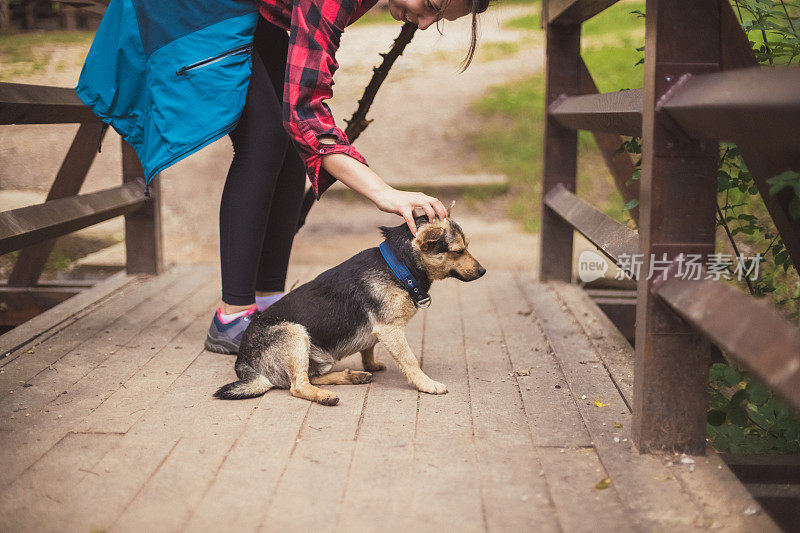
left=283, top=325, right=340, bottom=406
left=310, top=369, right=373, bottom=385
left=360, top=346, right=386, bottom=372
left=374, top=324, right=447, bottom=395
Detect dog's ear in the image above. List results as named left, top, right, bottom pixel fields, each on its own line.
left=414, top=225, right=445, bottom=252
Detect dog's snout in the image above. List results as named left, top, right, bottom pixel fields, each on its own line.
left=476, top=266, right=487, bottom=278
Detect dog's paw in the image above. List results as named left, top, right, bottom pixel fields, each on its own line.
left=348, top=370, right=373, bottom=384
left=416, top=379, right=448, bottom=395
left=317, top=391, right=340, bottom=406
left=363, top=361, right=386, bottom=372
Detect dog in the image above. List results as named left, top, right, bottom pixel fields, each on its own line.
left=214, top=213, right=486, bottom=405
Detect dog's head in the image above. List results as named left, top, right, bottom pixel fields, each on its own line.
left=409, top=216, right=486, bottom=282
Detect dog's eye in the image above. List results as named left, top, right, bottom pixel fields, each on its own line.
left=451, top=249, right=465, bottom=255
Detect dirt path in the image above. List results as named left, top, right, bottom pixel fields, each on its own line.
left=0, top=4, right=544, bottom=269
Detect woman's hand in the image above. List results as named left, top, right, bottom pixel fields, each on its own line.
left=371, top=187, right=448, bottom=235
left=320, top=152, right=448, bottom=234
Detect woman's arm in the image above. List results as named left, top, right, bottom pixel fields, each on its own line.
left=280, top=0, right=447, bottom=232
left=320, top=152, right=448, bottom=235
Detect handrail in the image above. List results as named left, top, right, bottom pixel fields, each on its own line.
left=546, top=66, right=800, bottom=269
left=658, top=67, right=800, bottom=149
left=0, top=82, right=100, bottom=124
left=548, top=89, right=642, bottom=136
left=655, top=274, right=800, bottom=413
left=546, top=0, right=620, bottom=25
left=544, top=183, right=638, bottom=265
left=0, top=182, right=146, bottom=255
left=547, top=67, right=800, bottom=146
left=541, top=0, right=800, bottom=454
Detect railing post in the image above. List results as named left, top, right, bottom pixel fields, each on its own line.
left=122, top=140, right=163, bottom=275
left=632, top=0, right=721, bottom=454
left=540, top=4, right=580, bottom=282
left=8, top=122, right=107, bottom=287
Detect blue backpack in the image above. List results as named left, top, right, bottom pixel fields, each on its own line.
left=75, top=0, right=259, bottom=186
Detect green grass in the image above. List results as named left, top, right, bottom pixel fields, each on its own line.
left=351, top=9, right=400, bottom=25
left=474, top=40, right=523, bottom=61
left=472, top=78, right=545, bottom=231
left=0, top=30, right=94, bottom=80
left=506, top=12, right=539, bottom=30
left=583, top=5, right=644, bottom=36
left=505, top=2, right=643, bottom=33
left=435, top=39, right=525, bottom=63
left=0, top=30, right=94, bottom=61
left=472, top=2, right=645, bottom=232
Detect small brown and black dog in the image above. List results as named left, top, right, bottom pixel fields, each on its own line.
left=214, top=213, right=485, bottom=405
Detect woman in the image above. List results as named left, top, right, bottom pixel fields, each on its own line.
left=76, top=0, right=491, bottom=354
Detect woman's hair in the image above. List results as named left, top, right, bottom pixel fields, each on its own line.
left=459, top=0, right=493, bottom=72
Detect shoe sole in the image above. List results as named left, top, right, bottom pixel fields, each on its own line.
left=204, top=336, right=238, bottom=354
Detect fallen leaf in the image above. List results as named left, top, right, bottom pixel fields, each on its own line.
left=594, top=400, right=608, bottom=407
left=595, top=478, right=611, bottom=490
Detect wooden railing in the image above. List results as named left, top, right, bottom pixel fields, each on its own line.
left=0, top=82, right=163, bottom=326
left=540, top=0, right=800, bottom=454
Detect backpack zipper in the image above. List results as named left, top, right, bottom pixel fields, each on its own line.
left=176, top=44, right=253, bottom=76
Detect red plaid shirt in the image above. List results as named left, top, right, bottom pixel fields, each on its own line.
left=259, top=0, right=379, bottom=197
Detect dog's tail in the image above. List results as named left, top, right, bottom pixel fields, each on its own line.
left=214, top=364, right=274, bottom=400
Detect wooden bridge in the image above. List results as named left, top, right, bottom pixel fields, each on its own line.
left=1, top=0, right=799, bottom=531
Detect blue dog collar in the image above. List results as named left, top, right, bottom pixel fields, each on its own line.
left=379, top=241, right=431, bottom=308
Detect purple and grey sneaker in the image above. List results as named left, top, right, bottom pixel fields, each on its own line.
left=204, top=307, right=257, bottom=354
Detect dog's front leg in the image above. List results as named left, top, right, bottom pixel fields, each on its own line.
left=374, top=325, right=447, bottom=394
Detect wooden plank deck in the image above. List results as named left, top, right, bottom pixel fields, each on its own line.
left=0, top=264, right=780, bottom=532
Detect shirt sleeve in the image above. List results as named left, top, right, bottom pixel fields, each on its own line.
left=283, top=0, right=368, bottom=198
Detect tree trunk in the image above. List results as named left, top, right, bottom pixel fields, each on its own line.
left=24, top=0, right=36, bottom=30
left=61, top=5, right=77, bottom=30
left=0, top=0, right=11, bottom=34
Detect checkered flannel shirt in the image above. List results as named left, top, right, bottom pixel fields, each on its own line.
left=259, top=0, right=378, bottom=197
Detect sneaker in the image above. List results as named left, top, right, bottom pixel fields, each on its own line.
left=204, top=307, right=256, bottom=354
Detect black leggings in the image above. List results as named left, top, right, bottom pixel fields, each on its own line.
left=220, top=17, right=306, bottom=305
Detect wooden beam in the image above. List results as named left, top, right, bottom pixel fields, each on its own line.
left=540, top=22, right=581, bottom=282
left=578, top=58, right=640, bottom=226
left=122, top=141, right=163, bottom=275
left=0, top=183, right=146, bottom=256
left=60, top=0, right=108, bottom=16
left=551, top=67, right=800, bottom=152
left=0, top=271, right=133, bottom=364
left=721, top=0, right=757, bottom=70
left=547, top=0, right=620, bottom=25
left=654, top=276, right=800, bottom=413
left=724, top=454, right=800, bottom=484
left=548, top=88, right=642, bottom=136
left=0, top=82, right=99, bottom=125
left=8, top=122, right=108, bottom=287
left=544, top=183, right=639, bottom=266
left=719, top=2, right=800, bottom=286
left=737, top=142, right=800, bottom=283
left=655, top=67, right=800, bottom=278
left=659, top=68, right=800, bottom=149
left=632, top=0, right=721, bottom=455
left=0, top=286, right=83, bottom=327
